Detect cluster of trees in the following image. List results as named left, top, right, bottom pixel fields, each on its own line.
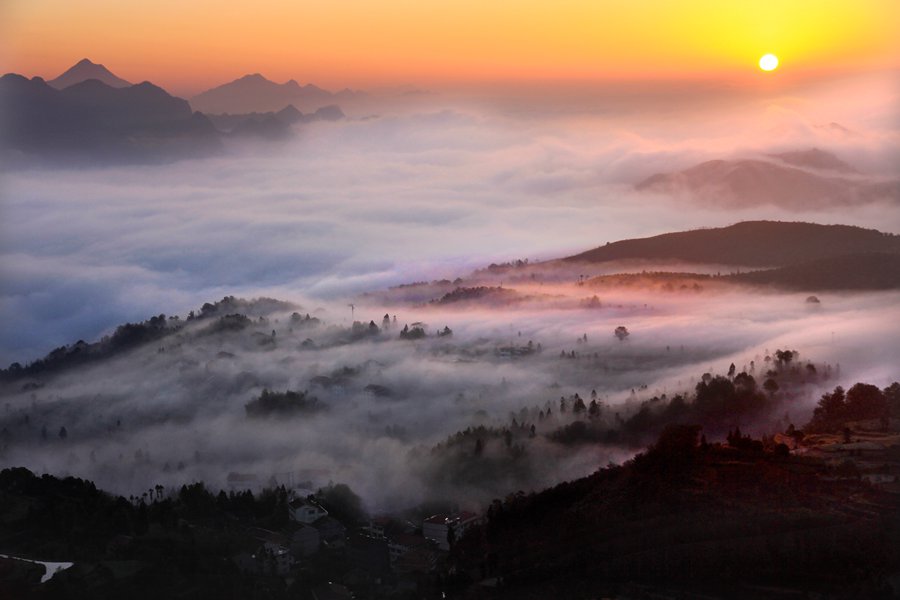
left=399, top=323, right=427, bottom=340
left=482, top=259, right=530, bottom=274
left=805, top=382, right=899, bottom=433
left=348, top=319, right=381, bottom=339
left=193, top=296, right=293, bottom=320
left=203, top=313, right=253, bottom=334
left=2, top=313, right=177, bottom=381
left=433, top=286, right=520, bottom=305
left=244, top=388, right=325, bottom=418
left=428, top=425, right=532, bottom=489
left=314, top=483, right=367, bottom=527
left=546, top=354, right=830, bottom=448
left=290, top=311, right=321, bottom=327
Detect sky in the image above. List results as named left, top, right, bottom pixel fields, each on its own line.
left=2, top=0, right=899, bottom=94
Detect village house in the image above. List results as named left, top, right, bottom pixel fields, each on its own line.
left=387, top=532, right=434, bottom=565
left=248, top=527, right=295, bottom=576
left=289, top=497, right=328, bottom=524
left=312, top=516, right=348, bottom=549
left=422, top=511, right=479, bottom=551
left=291, top=523, right=320, bottom=558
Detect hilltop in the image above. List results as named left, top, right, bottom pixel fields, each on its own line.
left=565, top=221, right=900, bottom=268
left=47, top=58, right=131, bottom=90
left=451, top=418, right=900, bottom=599
left=635, top=151, right=899, bottom=209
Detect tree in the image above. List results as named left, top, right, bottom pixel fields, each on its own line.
left=614, top=326, right=629, bottom=341
left=844, top=383, right=887, bottom=422
left=573, top=395, right=586, bottom=414
left=774, top=349, right=796, bottom=367
left=884, top=382, right=900, bottom=418
left=763, top=378, right=779, bottom=397
left=58, top=426, right=68, bottom=440
left=316, top=483, right=367, bottom=526
left=447, top=523, right=457, bottom=548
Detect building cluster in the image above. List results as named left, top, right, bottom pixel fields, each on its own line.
left=231, top=493, right=483, bottom=594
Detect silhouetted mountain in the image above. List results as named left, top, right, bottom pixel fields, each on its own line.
left=0, top=74, right=220, bottom=164
left=205, top=103, right=344, bottom=137
left=726, top=252, right=900, bottom=290
left=229, top=114, right=291, bottom=140
left=275, top=104, right=303, bottom=123
left=565, top=221, right=900, bottom=267
left=305, top=104, right=345, bottom=122
left=768, top=147, right=857, bottom=173
left=47, top=58, right=131, bottom=90
left=191, top=73, right=364, bottom=113
left=636, top=157, right=898, bottom=208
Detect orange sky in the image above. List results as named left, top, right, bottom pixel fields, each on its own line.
left=2, top=0, right=898, bottom=95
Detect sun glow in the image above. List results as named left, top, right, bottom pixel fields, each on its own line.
left=759, top=53, right=779, bottom=71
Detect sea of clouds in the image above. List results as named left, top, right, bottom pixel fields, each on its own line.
left=1, top=72, right=898, bottom=366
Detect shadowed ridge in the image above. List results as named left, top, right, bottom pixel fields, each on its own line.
left=565, top=221, right=900, bottom=267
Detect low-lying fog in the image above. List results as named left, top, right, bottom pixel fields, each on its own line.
left=1, top=285, right=898, bottom=511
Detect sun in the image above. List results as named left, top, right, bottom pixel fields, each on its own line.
left=759, top=53, right=779, bottom=71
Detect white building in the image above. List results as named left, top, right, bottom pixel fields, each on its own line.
left=289, top=497, right=328, bottom=524
left=422, top=512, right=479, bottom=551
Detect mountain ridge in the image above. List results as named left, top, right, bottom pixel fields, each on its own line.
left=636, top=153, right=898, bottom=209
left=47, top=58, right=131, bottom=90
left=190, top=72, right=364, bottom=114
left=0, top=73, right=220, bottom=164
left=564, top=221, right=900, bottom=267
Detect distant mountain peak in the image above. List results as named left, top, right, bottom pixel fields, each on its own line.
left=767, top=147, right=857, bottom=174
left=190, top=73, right=350, bottom=114
left=48, top=58, right=131, bottom=90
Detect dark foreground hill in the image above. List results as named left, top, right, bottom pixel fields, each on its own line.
left=565, top=221, right=900, bottom=267
left=451, top=424, right=900, bottom=599
left=3, top=414, right=898, bottom=599
left=0, top=74, right=221, bottom=164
